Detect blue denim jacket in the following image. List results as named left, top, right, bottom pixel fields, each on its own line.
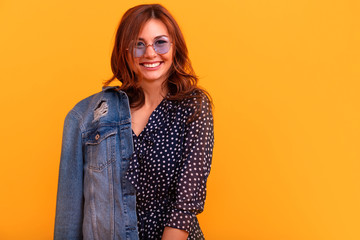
left=54, top=86, right=139, bottom=240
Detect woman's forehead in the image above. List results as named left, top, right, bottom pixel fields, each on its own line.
left=138, top=19, right=169, bottom=39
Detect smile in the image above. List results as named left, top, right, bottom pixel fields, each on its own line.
left=140, top=61, right=163, bottom=69
left=143, top=62, right=160, bottom=68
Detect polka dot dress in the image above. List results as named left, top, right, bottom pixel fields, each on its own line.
left=125, top=90, right=214, bottom=240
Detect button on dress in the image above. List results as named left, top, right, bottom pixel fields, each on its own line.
left=125, top=90, right=214, bottom=240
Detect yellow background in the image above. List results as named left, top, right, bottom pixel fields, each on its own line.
left=0, top=0, right=359, bottom=239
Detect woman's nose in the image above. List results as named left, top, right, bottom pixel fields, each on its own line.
left=143, top=44, right=157, bottom=58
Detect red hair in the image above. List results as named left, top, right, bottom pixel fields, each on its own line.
left=104, top=4, right=213, bottom=121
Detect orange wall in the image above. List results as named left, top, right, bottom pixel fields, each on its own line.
left=0, top=0, right=359, bottom=239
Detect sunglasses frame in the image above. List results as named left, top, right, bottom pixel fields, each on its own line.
left=126, top=37, right=173, bottom=58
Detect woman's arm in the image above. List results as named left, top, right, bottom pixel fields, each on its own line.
left=164, top=92, right=214, bottom=236
left=162, top=226, right=189, bottom=240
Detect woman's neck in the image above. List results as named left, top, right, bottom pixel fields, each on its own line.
left=140, top=79, right=169, bottom=109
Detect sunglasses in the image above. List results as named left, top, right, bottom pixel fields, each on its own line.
left=128, top=36, right=172, bottom=58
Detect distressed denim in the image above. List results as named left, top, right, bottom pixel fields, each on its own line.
left=54, top=86, right=139, bottom=240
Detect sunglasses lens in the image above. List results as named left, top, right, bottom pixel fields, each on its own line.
left=133, top=41, right=146, bottom=58
left=154, top=39, right=171, bottom=54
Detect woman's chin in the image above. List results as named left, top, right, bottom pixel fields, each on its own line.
left=140, top=74, right=167, bottom=83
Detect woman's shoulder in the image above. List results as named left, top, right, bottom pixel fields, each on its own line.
left=178, top=88, right=211, bottom=106
left=174, top=88, right=213, bottom=124
left=178, top=88, right=212, bottom=112
left=69, top=87, right=125, bottom=113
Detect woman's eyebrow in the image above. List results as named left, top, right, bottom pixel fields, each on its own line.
left=138, top=35, right=168, bottom=40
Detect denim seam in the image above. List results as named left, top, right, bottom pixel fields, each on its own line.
left=69, top=108, right=85, bottom=132
left=107, top=137, right=115, bottom=239
left=89, top=170, right=100, bottom=240
left=82, top=121, right=131, bottom=139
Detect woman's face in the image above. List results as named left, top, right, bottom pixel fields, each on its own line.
left=131, top=19, right=174, bottom=85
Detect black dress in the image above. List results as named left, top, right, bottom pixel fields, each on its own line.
left=125, top=90, right=214, bottom=240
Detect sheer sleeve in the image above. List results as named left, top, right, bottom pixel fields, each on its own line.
left=165, top=92, right=214, bottom=233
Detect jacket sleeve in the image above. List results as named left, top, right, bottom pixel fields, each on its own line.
left=54, top=109, right=84, bottom=239
left=165, top=93, right=215, bottom=233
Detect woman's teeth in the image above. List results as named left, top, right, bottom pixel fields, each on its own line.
left=142, top=62, right=161, bottom=68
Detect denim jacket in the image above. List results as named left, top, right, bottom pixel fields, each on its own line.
left=54, top=86, right=139, bottom=240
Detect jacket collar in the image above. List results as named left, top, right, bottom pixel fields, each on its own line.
left=102, top=85, right=121, bottom=92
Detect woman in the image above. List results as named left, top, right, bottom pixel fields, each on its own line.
left=55, top=4, right=214, bottom=240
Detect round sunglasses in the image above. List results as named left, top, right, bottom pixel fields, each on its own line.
left=128, top=36, right=172, bottom=58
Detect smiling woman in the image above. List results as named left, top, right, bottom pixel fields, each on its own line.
left=132, top=19, right=174, bottom=93
left=54, top=4, right=214, bottom=240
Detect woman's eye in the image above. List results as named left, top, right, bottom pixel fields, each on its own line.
left=136, top=41, right=145, bottom=48
left=155, top=40, right=167, bottom=46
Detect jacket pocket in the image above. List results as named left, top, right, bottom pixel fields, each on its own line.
left=85, top=127, right=117, bottom=172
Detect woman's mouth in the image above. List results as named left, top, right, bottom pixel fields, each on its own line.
left=140, top=61, right=163, bottom=70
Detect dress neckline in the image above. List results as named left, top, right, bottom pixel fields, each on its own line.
left=131, top=94, right=169, bottom=139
